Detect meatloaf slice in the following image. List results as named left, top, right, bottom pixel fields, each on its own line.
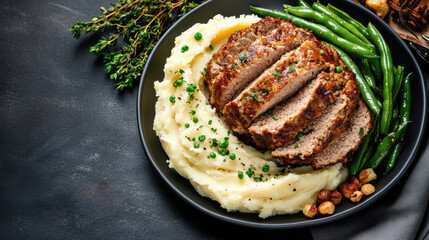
left=223, top=39, right=340, bottom=139
left=210, top=20, right=315, bottom=112
left=270, top=70, right=360, bottom=161
left=249, top=71, right=338, bottom=149
left=310, top=99, right=372, bottom=169
left=205, top=17, right=282, bottom=100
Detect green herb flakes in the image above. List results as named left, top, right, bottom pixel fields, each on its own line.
left=181, top=45, right=189, bottom=53
left=288, top=63, right=296, bottom=71
left=359, top=127, right=364, bottom=136
left=238, top=52, right=247, bottom=64
left=194, top=32, right=202, bottom=41
left=262, top=165, right=270, bottom=172
left=169, top=95, right=176, bottom=103
left=273, top=70, right=281, bottom=77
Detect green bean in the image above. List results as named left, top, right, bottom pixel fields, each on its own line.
left=312, top=2, right=373, bottom=46
left=284, top=6, right=369, bottom=49
left=384, top=141, right=403, bottom=175
left=248, top=7, right=378, bottom=58
left=358, top=58, right=377, bottom=89
left=298, top=0, right=311, bottom=9
left=327, top=3, right=370, bottom=39
left=368, top=58, right=383, bottom=82
left=361, top=144, right=375, bottom=170
left=399, top=73, right=411, bottom=127
left=367, top=123, right=408, bottom=170
left=393, top=66, right=405, bottom=104
left=350, top=128, right=373, bottom=176
left=368, top=22, right=394, bottom=134
left=324, top=42, right=381, bottom=115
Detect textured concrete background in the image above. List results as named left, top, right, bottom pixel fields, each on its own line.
left=0, top=0, right=312, bottom=239
left=1, top=0, right=428, bottom=239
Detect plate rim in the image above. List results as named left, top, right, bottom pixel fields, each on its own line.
left=137, top=0, right=427, bottom=229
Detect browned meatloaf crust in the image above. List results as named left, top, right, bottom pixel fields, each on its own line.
left=204, top=16, right=372, bottom=169
left=271, top=69, right=360, bottom=162
left=205, top=16, right=283, bottom=111
left=209, top=20, right=315, bottom=112
left=222, top=39, right=340, bottom=139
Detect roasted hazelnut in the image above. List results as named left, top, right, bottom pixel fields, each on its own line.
left=361, top=184, right=376, bottom=196
left=303, top=203, right=318, bottom=218
left=350, top=176, right=362, bottom=189
left=359, top=168, right=377, bottom=184
left=350, top=191, right=364, bottom=202
left=317, top=190, right=331, bottom=203
left=318, top=201, right=335, bottom=215
left=329, top=190, right=343, bottom=205
left=340, top=182, right=359, bottom=199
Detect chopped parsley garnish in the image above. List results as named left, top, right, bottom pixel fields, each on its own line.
left=169, top=95, right=176, bottom=103
left=232, top=62, right=237, bottom=70
left=189, top=110, right=196, bottom=115
left=209, top=45, right=214, bottom=50
left=238, top=170, right=244, bottom=179
left=202, top=68, right=207, bottom=76
left=272, top=115, right=278, bottom=121
left=294, top=143, right=299, bottom=148
left=297, top=132, right=303, bottom=140
left=219, top=140, right=229, bottom=149
left=273, top=70, right=281, bottom=77
left=336, top=86, right=340, bottom=92
left=218, top=148, right=226, bottom=156
left=208, top=120, right=212, bottom=125
left=359, top=127, right=364, bottom=136
left=227, top=130, right=231, bottom=136
left=251, top=90, right=261, bottom=102
left=288, top=63, right=296, bottom=71
left=262, top=165, right=270, bottom=172
left=210, top=127, right=217, bottom=133
left=245, top=98, right=249, bottom=103
left=246, top=166, right=256, bottom=178
left=320, top=50, right=324, bottom=55
left=194, top=32, right=202, bottom=41
left=238, top=52, right=247, bottom=64
left=181, top=45, right=189, bottom=53
left=335, top=66, right=343, bottom=73
left=198, top=135, right=206, bottom=142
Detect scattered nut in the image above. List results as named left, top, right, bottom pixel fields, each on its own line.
left=359, top=168, right=377, bottom=184
left=318, top=201, right=335, bottom=215
left=361, top=184, right=376, bottom=196
left=303, top=203, right=318, bottom=218
left=350, top=176, right=362, bottom=189
left=329, top=190, right=343, bottom=205
left=340, top=182, right=359, bottom=199
left=350, top=190, right=364, bottom=202
left=317, top=190, right=331, bottom=203
left=366, top=0, right=389, bottom=19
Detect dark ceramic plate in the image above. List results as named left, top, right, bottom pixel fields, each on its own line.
left=137, top=0, right=427, bottom=229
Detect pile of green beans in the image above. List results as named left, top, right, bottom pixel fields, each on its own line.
left=249, top=0, right=412, bottom=176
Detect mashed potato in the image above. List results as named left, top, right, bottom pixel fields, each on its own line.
left=154, top=15, right=348, bottom=218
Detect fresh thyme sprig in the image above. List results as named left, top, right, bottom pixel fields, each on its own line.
left=70, top=0, right=205, bottom=90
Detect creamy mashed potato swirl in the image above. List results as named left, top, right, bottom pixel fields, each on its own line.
left=154, top=15, right=348, bottom=218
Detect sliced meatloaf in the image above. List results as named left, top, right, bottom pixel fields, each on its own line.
left=249, top=71, right=340, bottom=149
left=222, top=39, right=340, bottom=139
left=209, top=20, right=315, bottom=112
left=205, top=17, right=282, bottom=103
left=270, top=69, right=360, bottom=162
left=310, top=99, right=372, bottom=169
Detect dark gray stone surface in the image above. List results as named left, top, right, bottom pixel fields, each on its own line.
left=1, top=0, right=428, bottom=239
left=0, top=0, right=312, bottom=239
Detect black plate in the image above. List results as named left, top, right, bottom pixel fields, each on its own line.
left=137, top=0, right=427, bottom=228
